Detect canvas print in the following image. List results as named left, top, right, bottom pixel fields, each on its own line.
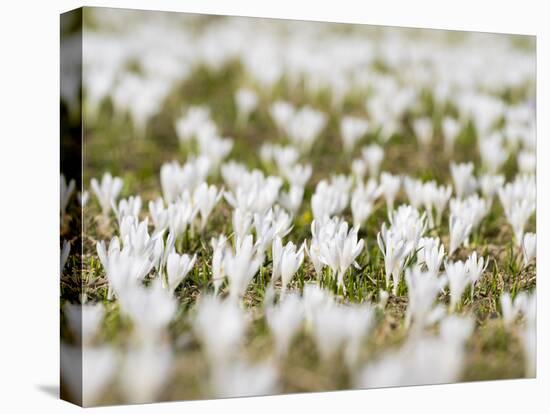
left=60, top=7, right=536, bottom=407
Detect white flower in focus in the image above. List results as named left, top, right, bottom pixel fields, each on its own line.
left=417, top=237, right=445, bottom=277
left=377, top=224, right=413, bottom=295
left=224, top=235, right=263, bottom=301
left=444, top=260, right=470, bottom=311
left=448, top=215, right=472, bottom=256
left=271, top=237, right=305, bottom=296
left=465, top=251, right=487, bottom=297
left=522, top=232, right=536, bottom=267
left=166, top=251, right=196, bottom=293
left=211, top=235, right=228, bottom=294
left=90, top=173, right=123, bottom=215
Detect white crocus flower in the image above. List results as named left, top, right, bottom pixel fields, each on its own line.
left=340, top=116, right=369, bottom=153
left=235, top=88, right=258, bottom=125
left=465, top=251, right=487, bottom=299
left=448, top=215, right=472, bottom=256
left=166, top=251, right=196, bottom=293
left=517, top=150, right=536, bottom=174
left=319, top=221, right=364, bottom=293
left=351, top=179, right=381, bottom=228
left=380, top=172, right=400, bottom=212
left=90, top=172, right=123, bottom=216
left=522, top=232, right=536, bottom=267
left=60, top=174, right=75, bottom=217
left=271, top=237, right=305, bottom=296
left=113, top=195, right=142, bottom=227
left=211, top=235, right=228, bottom=294
left=377, top=224, right=413, bottom=294
left=193, top=183, right=223, bottom=230
left=282, top=163, right=312, bottom=188
left=412, top=117, right=433, bottom=147
left=64, top=303, right=105, bottom=346
left=444, top=260, right=470, bottom=311
left=417, top=237, right=445, bottom=277
left=224, top=235, right=263, bottom=302
left=78, top=190, right=89, bottom=208
left=148, top=198, right=169, bottom=234
left=210, top=360, right=279, bottom=398
left=174, top=105, right=212, bottom=144
left=479, top=174, right=505, bottom=200
left=280, top=185, right=304, bottom=214
left=118, top=279, right=177, bottom=342
left=423, top=182, right=452, bottom=227
left=119, top=345, right=173, bottom=405
left=266, top=294, right=304, bottom=357
left=442, top=117, right=460, bottom=155
left=479, top=133, right=508, bottom=173
left=450, top=162, right=476, bottom=199
left=500, top=291, right=524, bottom=326
left=405, top=266, right=447, bottom=329
left=232, top=208, right=253, bottom=240
left=507, top=199, right=535, bottom=246
left=193, top=295, right=247, bottom=365
left=361, top=144, right=384, bottom=177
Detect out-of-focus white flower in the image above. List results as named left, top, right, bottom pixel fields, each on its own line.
left=78, top=190, right=89, bottom=208
left=319, top=221, right=364, bottom=292
left=90, top=173, right=123, bottom=215
left=60, top=240, right=71, bottom=276
left=444, top=260, right=470, bottom=310
left=235, top=88, right=259, bottom=125
left=166, top=251, right=196, bottom=293
left=224, top=170, right=283, bottom=214
left=160, top=157, right=211, bottom=203
left=265, top=293, right=304, bottom=357
left=361, top=144, right=384, bottom=178
left=270, top=100, right=295, bottom=133
left=282, top=163, right=312, bottom=188
left=60, top=345, right=117, bottom=407
left=284, top=105, right=327, bottom=153
left=517, top=150, right=536, bottom=174
left=442, top=117, right=460, bottom=155
left=507, top=199, right=536, bottom=246
left=479, top=133, right=508, bottom=173
left=412, top=117, right=433, bottom=147
left=193, top=295, right=247, bottom=364
left=522, top=232, right=536, bottom=267
left=198, top=134, right=233, bottom=169
left=424, top=181, right=452, bottom=227
left=450, top=194, right=491, bottom=231
left=465, top=251, right=487, bottom=298
left=60, top=174, right=76, bottom=217
left=118, top=279, right=177, bottom=341
left=351, top=158, right=368, bottom=181
left=311, top=178, right=349, bottom=220
left=232, top=208, right=253, bottom=240
left=271, top=237, right=305, bottom=296
left=280, top=185, right=304, bottom=214
left=193, top=183, right=223, bottom=230
left=379, top=172, right=401, bottom=212
left=340, top=116, right=369, bottom=152
left=448, top=215, right=472, bottom=256
left=500, top=291, right=523, bottom=326
left=224, top=235, right=263, bottom=301
left=351, top=179, right=381, bottom=228
left=211, top=235, right=228, bottom=294
left=148, top=198, right=169, bottom=234
left=64, top=303, right=105, bottom=346
left=113, top=195, right=142, bottom=226
left=174, top=105, right=213, bottom=144
left=479, top=173, right=505, bottom=200
left=450, top=162, right=477, bottom=199
left=119, top=344, right=173, bottom=404
left=166, top=196, right=199, bottom=238
left=404, top=266, right=447, bottom=329
left=388, top=205, right=427, bottom=250
left=210, top=359, right=279, bottom=398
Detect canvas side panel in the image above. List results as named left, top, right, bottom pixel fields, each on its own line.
left=60, top=7, right=83, bottom=407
